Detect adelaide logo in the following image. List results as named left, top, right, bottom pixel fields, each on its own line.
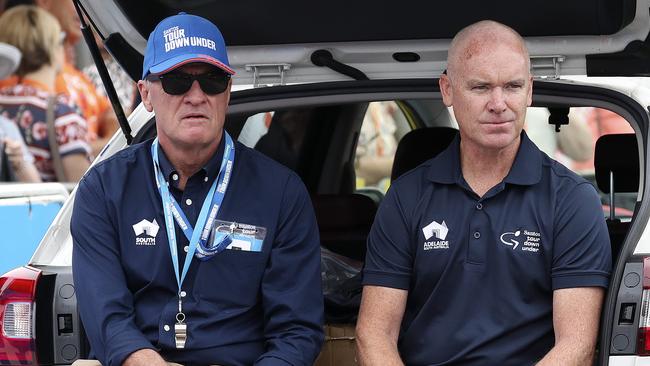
left=422, top=220, right=449, bottom=250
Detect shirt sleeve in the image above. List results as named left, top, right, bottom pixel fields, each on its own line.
left=551, top=181, right=612, bottom=290
left=255, top=173, right=325, bottom=366
left=71, top=170, right=156, bottom=366
left=362, top=182, right=414, bottom=290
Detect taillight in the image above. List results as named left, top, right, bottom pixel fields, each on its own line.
left=0, top=266, right=41, bottom=365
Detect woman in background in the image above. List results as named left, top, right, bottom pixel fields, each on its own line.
left=0, top=5, right=90, bottom=182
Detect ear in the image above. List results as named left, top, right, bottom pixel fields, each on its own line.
left=439, top=74, right=453, bottom=107
left=137, top=80, right=154, bottom=112
left=526, top=75, right=533, bottom=107
left=224, top=79, right=232, bottom=106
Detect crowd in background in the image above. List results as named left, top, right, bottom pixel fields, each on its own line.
left=0, top=0, right=136, bottom=183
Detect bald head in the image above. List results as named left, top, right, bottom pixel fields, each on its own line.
left=447, top=20, right=530, bottom=79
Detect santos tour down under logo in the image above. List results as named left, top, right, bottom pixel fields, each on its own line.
left=500, top=229, right=542, bottom=253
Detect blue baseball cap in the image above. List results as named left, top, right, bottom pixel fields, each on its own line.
left=141, top=12, right=234, bottom=79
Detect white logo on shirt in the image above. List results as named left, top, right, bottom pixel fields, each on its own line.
left=423, top=220, right=448, bottom=240
left=133, top=219, right=159, bottom=246
left=422, top=220, right=449, bottom=250
left=500, top=230, right=521, bottom=249
left=500, top=229, right=542, bottom=253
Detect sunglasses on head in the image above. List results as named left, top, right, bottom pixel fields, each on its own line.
left=146, top=70, right=231, bottom=95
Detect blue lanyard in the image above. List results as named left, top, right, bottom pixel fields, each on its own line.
left=151, top=133, right=235, bottom=296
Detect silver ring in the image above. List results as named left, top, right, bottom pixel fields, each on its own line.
left=176, top=312, right=186, bottom=323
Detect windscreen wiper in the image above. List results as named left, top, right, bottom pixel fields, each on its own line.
left=73, top=0, right=133, bottom=145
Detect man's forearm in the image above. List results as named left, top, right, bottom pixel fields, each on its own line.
left=123, top=349, right=168, bottom=366
left=356, top=332, right=404, bottom=366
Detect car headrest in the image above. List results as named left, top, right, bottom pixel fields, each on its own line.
left=391, top=127, right=458, bottom=181
left=311, top=193, right=377, bottom=261
left=594, top=133, right=639, bottom=193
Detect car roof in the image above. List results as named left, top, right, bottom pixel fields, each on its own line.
left=79, top=0, right=650, bottom=85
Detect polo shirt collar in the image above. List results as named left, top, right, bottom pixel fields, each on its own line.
left=427, top=131, right=542, bottom=186
left=156, top=136, right=225, bottom=189
left=503, top=131, right=542, bottom=186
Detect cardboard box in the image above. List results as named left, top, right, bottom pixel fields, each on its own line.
left=314, top=324, right=358, bottom=366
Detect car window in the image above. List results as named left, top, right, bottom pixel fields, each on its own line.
left=238, top=109, right=310, bottom=172
left=238, top=112, right=272, bottom=148
left=354, top=101, right=410, bottom=193
left=0, top=194, right=65, bottom=274
left=525, top=106, right=636, bottom=219
left=236, top=101, right=637, bottom=221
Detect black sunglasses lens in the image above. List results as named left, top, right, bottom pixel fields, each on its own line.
left=157, top=73, right=229, bottom=95
left=197, top=74, right=229, bottom=95
left=160, top=74, right=193, bottom=95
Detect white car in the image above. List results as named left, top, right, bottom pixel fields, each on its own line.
left=1, top=0, right=650, bottom=365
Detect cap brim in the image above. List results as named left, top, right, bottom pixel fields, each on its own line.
left=0, top=43, right=20, bottom=80
left=148, top=54, right=235, bottom=76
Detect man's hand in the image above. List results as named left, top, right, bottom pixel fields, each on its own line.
left=5, top=138, right=25, bottom=170
left=123, top=349, right=167, bottom=366
left=4, top=138, right=41, bottom=182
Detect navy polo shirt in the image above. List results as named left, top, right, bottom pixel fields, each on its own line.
left=363, top=132, right=611, bottom=366
left=71, top=136, right=324, bottom=366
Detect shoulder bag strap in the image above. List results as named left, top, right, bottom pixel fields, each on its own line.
left=46, top=96, right=66, bottom=182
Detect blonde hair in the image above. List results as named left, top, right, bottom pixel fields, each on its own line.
left=0, top=5, right=62, bottom=76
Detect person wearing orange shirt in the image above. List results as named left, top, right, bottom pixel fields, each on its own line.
left=0, top=6, right=91, bottom=182
left=3, top=0, right=119, bottom=157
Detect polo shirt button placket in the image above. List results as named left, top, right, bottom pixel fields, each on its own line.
left=473, top=231, right=481, bottom=239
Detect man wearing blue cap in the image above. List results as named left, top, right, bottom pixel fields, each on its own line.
left=71, top=13, right=324, bottom=366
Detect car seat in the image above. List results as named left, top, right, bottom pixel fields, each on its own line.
left=594, top=133, right=639, bottom=265
left=391, top=126, right=458, bottom=181
left=311, top=193, right=377, bottom=262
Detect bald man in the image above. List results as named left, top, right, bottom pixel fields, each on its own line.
left=356, top=20, right=611, bottom=366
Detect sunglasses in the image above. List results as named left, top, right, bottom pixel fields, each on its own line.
left=147, top=71, right=231, bottom=95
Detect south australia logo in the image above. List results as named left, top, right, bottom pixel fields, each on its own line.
left=133, top=219, right=160, bottom=246
left=422, top=220, right=449, bottom=250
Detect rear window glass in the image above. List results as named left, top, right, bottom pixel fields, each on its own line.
left=236, top=102, right=638, bottom=220
left=0, top=196, right=64, bottom=274
left=354, top=101, right=410, bottom=193
left=525, top=106, right=636, bottom=219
